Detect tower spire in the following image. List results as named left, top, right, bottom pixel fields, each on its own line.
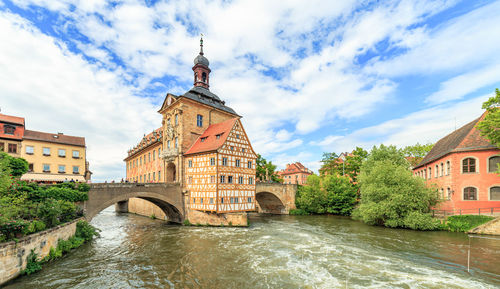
left=200, top=33, right=204, bottom=55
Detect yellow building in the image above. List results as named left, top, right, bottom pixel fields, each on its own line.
left=21, top=130, right=88, bottom=182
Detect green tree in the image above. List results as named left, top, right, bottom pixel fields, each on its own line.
left=0, top=152, right=28, bottom=177
left=476, top=88, right=500, bottom=173
left=0, top=153, right=12, bottom=193
left=256, top=154, right=281, bottom=182
left=319, top=147, right=368, bottom=184
left=353, top=145, right=441, bottom=230
left=402, top=143, right=434, bottom=167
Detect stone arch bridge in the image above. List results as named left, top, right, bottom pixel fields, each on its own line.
left=84, top=182, right=297, bottom=223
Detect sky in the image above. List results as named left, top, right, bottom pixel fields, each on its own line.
left=1, top=0, right=499, bottom=182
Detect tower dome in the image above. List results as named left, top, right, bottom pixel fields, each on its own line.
left=192, top=36, right=211, bottom=89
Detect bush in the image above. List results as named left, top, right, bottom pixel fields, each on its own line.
left=36, top=199, right=62, bottom=227
left=445, top=215, right=495, bottom=232
left=22, top=249, right=42, bottom=275
left=353, top=145, right=440, bottom=230
left=23, top=220, right=46, bottom=235
left=289, top=209, right=310, bottom=215
left=75, top=220, right=99, bottom=242
left=0, top=218, right=29, bottom=240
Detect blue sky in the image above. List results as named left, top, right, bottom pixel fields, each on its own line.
left=1, top=0, right=499, bottom=181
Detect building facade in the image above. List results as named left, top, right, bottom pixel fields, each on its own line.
left=278, top=162, right=313, bottom=185
left=0, top=112, right=89, bottom=182
left=185, top=118, right=257, bottom=213
left=125, top=38, right=257, bottom=217
left=124, top=128, right=164, bottom=183
left=0, top=113, right=25, bottom=157
left=413, top=113, right=500, bottom=212
left=20, top=130, right=87, bottom=182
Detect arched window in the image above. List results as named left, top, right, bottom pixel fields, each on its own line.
left=446, top=188, right=451, bottom=200
left=488, top=156, right=500, bottom=173
left=202, top=72, right=207, bottom=82
left=428, top=168, right=432, bottom=179
left=490, top=186, right=500, bottom=201
left=440, top=163, right=444, bottom=177
left=463, top=187, right=477, bottom=200
left=446, top=161, right=451, bottom=175
left=435, top=165, right=438, bottom=177
left=462, top=158, right=476, bottom=173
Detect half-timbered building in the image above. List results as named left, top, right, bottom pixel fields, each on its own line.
left=184, top=118, right=257, bottom=213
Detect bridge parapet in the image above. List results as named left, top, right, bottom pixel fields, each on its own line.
left=255, top=182, right=297, bottom=214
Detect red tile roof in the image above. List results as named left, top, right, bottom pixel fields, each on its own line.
left=414, top=112, right=497, bottom=169
left=184, top=118, right=238, bottom=155
left=278, top=162, right=313, bottom=175
left=0, top=113, right=25, bottom=126
left=24, top=130, right=85, bottom=147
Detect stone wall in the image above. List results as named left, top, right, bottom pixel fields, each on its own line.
left=128, top=197, right=168, bottom=220
left=0, top=218, right=82, bottom=285
left=186, top=208, right=247, bottom=226
left=468, top=216, right=500, bottom=235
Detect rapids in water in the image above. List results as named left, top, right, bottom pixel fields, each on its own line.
left=5, top=207, right=500, bottom=288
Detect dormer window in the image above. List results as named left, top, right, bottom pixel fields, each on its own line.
left=216, top=133, right=223, bottom=139
left=201, top=137, right=207, bottom=142
left=4, top=125, right=15, bottom=135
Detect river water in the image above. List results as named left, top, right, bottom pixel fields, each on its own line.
left=5, top=207, right=500, bottom=288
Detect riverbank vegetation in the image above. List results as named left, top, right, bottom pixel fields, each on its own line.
left=22, top=220, right=99, bottom=275
left=444, top=215, right=495, bottom=232
left=0, top=152, right=90, bottom=242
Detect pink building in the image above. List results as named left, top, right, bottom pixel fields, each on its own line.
left=278, top=162, right=313, bottom=185
left=413, top=113, right=500, bottom=212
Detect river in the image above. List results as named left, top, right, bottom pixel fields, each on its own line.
left=5, top=207, right=500, bottom=288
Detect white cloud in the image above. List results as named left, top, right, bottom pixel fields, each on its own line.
left=0, top=11, right=159, bottom=181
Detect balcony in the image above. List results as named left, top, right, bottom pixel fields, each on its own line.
left=161, top=148, right=179, bottom=162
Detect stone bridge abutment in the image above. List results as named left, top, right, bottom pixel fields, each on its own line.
left=255, top=183, right=297, bottom=214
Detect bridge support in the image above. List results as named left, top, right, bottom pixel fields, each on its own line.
left=115, top=200, right=129, bottom=214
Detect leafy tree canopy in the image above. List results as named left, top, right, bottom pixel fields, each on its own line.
left=0, top=152, right=28, bottom=177
left=477, top=88, right=500, bottom=173
left=319, top=147, right=368, bottom=184
left=256, top=154, right=282, bottom=183
left=402, top=143, right=434, bottom=167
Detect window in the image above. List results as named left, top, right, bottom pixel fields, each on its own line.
left=228, top=176, right=233, bottom=183
left=210, top=198, right=214, bottom=204
left=463, top=187, right=477, bottom=200
left=202, top=72, right=207, bottom=82
left=140, top=156, right=142, bottom=166
left=220, top=175, right=225, bottom=183
left=247, top=197, right=252, bottom=203
left=488, top=156, right=500, bottom=173
left=201, top=137, right=207, bottom=142
left=235, top=159, right=240, bottom=167
left=167, top=140, right=171, bottom=148
left=148, top=152, right=151, bottom=162
left=428, top=168, right=431, bottom=179
left=423, top=169, right=427, bottom=179
left=216, top=133, right=222, bottom=139
left=175, top=114, right=178, bottom=125
left=158, top=171, right=161, bottom=181
left=140, top=175, right=142, bottom=182
left=222, top=157, right=228, bottom=166
left=220, top=198, right=224, bottom=204
left=28, top=163, right=34, bottom=172
left=230, top=146, right=234, bottom=151
left=8, top=143, right=17, bottom=154
left=490, top=187, right=500, bottom=201
left=0, top=142, right=4, bottom=151
left=197, top=114, right=203, bottom=127
left=72, top=150, right=79, bottom=158
left=193, top=198, right=196, bottom=204
left=462, top=158, right=476, bottom=173
left=211, top=175, right=215, bottom=183
left=148, top=173, right=150, bottom=181
left=239, top=176, right=243, bottom=184
left=446, top=161, right=451, bottom=175
left=189, top=177, right=193, bottom=184
left=4, top=125, right=15, bottom=135
left=249, top=177, right=254, bottom=185
left=158, top=148, right=161, bottom=158
left=210, top=158, right=215, bottom=166
left=43, top=164, right=50, bottom=172
left=58, top=149, right=66, bottom=157
left=188, top=160, right=193, bottom=168
left=73, top=166, right=79, bottom=174
left=248, top=161, right=252, bottom=169
left=447, top=188, right=451, bottom=200
left=26, top=146, right=34, bottom=155
left=440, top=163, right=444, bottom=177
left=230, top=197, right=234, bottom=204
left=242, top=148, right=246, bottom=153
left=236, top=134, right=240, bottom=139
left=175, top=137, right=178, bottom=148
left=435, top=165, right=438, bottom=178
left=153, top=172, right=156, bottom=181
left=58, top=165, right=66, bottom=173
left=234, top=197, right=239, bottom=203
left=200, top=198, right=203, bottom=204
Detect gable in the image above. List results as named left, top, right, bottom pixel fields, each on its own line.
left=218, top=119, right=257, bottom=158
left=158, top=93, right=179, bottom=113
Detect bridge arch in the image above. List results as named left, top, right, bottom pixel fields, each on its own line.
left=255, top=183, right=297, bottom=214
left=85, top=184, right=184, bottom=223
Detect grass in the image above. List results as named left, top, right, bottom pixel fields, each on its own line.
left=445, top=215, right=495, bottom=232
